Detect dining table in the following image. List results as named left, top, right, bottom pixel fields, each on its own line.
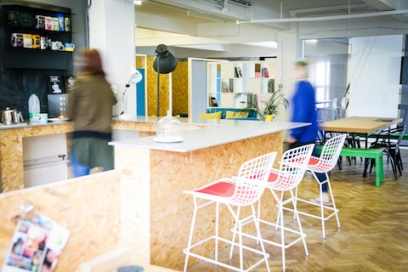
left=320, top=116, right=403, bottom=148
left=320, top=116, right=403, bottom=180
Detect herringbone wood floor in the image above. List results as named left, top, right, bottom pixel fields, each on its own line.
left=186, top=148, right=408, bottom=272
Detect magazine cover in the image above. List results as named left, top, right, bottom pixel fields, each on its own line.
left=2, top=214, right=70, bottom=272
left=47, top=76, right=66, bottom=94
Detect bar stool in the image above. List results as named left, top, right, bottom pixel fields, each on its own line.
left=183, top=152, right=277, bottom=272
left=290, top=134, right=347, bottom=239
left=257, top=144, right=314, bottom=272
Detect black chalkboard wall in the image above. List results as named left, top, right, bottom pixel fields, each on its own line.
left=0, top=3, right=73, bottom=120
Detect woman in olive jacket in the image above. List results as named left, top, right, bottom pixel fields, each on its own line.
left=66, top=49, right=116, bottom=177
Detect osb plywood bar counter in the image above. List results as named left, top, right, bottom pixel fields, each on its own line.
left=0, top=118, right=308, bottom=271
left=110, top=119, right=308, bottom=270
left=0, top=117, right=204, bottom=193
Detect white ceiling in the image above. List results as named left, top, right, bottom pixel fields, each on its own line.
left=134, top=0, right=408, bottom=57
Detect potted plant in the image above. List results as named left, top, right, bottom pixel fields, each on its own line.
left=236, top=87, right=289, bottom=120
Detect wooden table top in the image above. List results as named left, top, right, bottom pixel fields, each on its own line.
left=321, top=116, right=403, bottom=134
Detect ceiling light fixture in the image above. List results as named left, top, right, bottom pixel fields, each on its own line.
left=134, top=0, right=142, bottom=5
left=173, top=0, right=227, bottom=12
left=236, top=9, right=408, bottom=24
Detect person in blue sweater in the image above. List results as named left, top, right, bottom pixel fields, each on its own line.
left=287, top=59, right=331, bottom=205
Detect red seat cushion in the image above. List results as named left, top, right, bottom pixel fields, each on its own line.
left=195, top=181, right=235, bottom=197
left=268, top=172, right=278, bottom=182
left=308, top=157, right=320, bottom=166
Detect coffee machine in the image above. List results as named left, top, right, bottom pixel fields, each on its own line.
left=47, top=94, right=68, bottom=118
left=47, top=75, right=71, bottom=118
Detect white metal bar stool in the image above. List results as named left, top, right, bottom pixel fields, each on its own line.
left=257, top=144, right=314, bottom=272
left=183, top=152, right=277, bottom=272
left=290, top=134, right=347, bottom=239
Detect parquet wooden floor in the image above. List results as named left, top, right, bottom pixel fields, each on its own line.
left=186, top=148, right=408, bottom=272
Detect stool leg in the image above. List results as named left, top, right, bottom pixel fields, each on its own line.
left=184, top=197, right=199, bottom=272
left=229, top=204, right=271, bottom=272
left=236, top=207, right=244, bottom=270
left=251, top=204, right=271, bottom=272
left=271, top=189, right=308, bottom=272
left=214, top=202, right=220, bottom=263
left=289, top=189, right=309, bottom=256
left=277, top=197, right=286, bottom=272
left=326, top=177, right=341, bottom=229
left=307, top=171, right=341, bottom=239
left=318, top=182, right=326, bottom=239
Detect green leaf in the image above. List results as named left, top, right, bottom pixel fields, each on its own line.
left=236, top=88, right=289, bottom=120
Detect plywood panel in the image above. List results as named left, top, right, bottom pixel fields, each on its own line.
left=0, top=170, right=121, bottom=272
left=115, top=131, right=283, bottom=270
left=172, top=61, right=188, bottom=116
left=0, top=121, right=205, bottom=192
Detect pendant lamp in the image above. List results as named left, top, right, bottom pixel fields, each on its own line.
left=153, top=44, right=177, bottom=117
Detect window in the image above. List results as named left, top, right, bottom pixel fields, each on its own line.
left=311, top=61, right=331, bottom=103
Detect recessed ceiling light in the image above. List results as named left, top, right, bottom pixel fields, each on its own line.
left=134, top=0, right=142, bottom=5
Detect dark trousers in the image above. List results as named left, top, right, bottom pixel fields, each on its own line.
left=288, top=141, right=328, bottom=193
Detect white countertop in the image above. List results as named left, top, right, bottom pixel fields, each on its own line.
left=0, top=117, right=310, bottom=153
left=110, top=117, right=309, bottom=152
left=0, top=120, right=69, bottom=129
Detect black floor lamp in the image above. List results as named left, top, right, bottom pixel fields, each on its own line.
left=153, top=44, right=177, bottom=117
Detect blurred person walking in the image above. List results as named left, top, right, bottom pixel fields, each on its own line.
left=287, top=59, right=330, bottom=205
left=66, top=48, right=116, bottom=177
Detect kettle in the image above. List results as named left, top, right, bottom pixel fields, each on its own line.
left=14, top=109, right=24, bottom=124
left=1, top=107, right=23, bottom=125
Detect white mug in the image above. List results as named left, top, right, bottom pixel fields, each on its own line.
left=64, top=43, right=75, bottom=52
left=51, top=41, right=64, bottom=51
left=38, top=113, right=48, bottom=124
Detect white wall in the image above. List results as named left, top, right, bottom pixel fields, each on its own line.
left=275, top=31, right=297, bottom=123
left=348, top=35, right=403, bottom=118
left=88, top=0, right=136, bottom=116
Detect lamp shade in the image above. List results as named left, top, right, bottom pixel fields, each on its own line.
left=130, top=68, right=143, bottom=84
left=153, top=44, right=177, bottom=74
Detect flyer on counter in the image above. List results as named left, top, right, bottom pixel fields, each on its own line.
left=2, top=214, right=70, bottom=272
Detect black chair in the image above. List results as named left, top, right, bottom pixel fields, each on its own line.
left=388, top=125, right=407, bottom=175
left=365, top=125, right=407, bottom=179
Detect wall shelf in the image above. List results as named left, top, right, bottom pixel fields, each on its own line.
left=207, top=60, right=276, bottom=108
left=2, top=4, right=72, bottom=70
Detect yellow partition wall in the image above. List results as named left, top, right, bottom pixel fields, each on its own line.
left=171, top=60, right=188, bottom=116
left=146, top=57, right=188, bottom=117
left=147, top=56, right=170, bottom=117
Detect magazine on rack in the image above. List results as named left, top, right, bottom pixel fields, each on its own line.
left=2, top=213, right=70, bottom=272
